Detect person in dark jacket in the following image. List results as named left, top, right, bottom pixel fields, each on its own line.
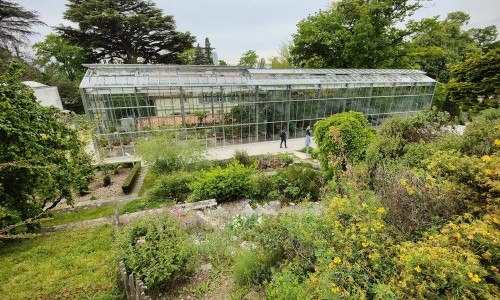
left=280, top=128, right=287, bottom=148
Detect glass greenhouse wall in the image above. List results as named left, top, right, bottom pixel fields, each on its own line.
left=80, top=65, right=435, bottom=159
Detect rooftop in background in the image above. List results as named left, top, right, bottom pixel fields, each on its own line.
left=22, top=81, right=63, bottom=110
left=80, top=65, right=435, bottom=88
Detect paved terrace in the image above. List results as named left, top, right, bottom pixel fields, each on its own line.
left=205, top=137, right=317, bottom=160
left=102, top=137, right=317, bottom=164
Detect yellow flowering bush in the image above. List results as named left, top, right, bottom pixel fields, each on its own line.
left=391, top=214, right=500, bottom=298
left=373, top=165, right=460, bottom=238
left=392, top=243, right=489, bottom=299
left=300, top=192, right=396, bottom=299
left=425, top=149, right=499, bottom=213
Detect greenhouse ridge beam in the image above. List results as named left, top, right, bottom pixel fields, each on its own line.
left=81, top=65, right=434, bottom=89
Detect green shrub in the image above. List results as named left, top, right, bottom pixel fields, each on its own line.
left=135, top=134, right=207, bottom=174
left=233, top=149, right=254, bottom=166
left=460, top=108, right=500, bottom=156
left=299, top=146, right=319, bottom=159
left=188, top=162, right=255, bottom=203
left=250, top=172, right=275, bottom=201
left=273, top=164, right=323, bottom=202
left=365, top=109, right=451, bottom=170
left=121, top=162, right=141, bottom=194
left=234, top=248, right=274, bottom=286
left=116, top=213, right=197, bottom=290
left=148, top=171, right=194, bottom=203
left=252, top=213, right=330, bottom=275
left=265, top=264, right=309, bottom=300
left=199, top=230, right=234, bottom=269
left=314, top=111, right=374, bottom=170
left=277, top=153, right=294, bottom=165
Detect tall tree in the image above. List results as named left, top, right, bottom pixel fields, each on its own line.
left=179, top=48, right=196, bottom=64
left=193, top=43, right=207, bottom=65
left=447, top=48, right=500, bottom=113
left=291, top=0, right=422, bottom=68
left=270, top=41, right=293, bottom=69
left=238, top=50, right=258, bottom=68
left=57, top=0, right=195, bottom=64
left=33, top=34, right=86, bottom=81
left=204, top=37, right=214, bottom=65
left=407, top=11, right=482, bottom=82
left=0, top=0, right=45, bottom=56
left=0, top=61, right=93, bottom=233
left=468, top=25, right=499, bottom=52
left=33, top=34, right=87, bottom=113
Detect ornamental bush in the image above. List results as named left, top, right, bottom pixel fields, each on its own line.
left=314, top=111, right=374, bottom=170
left=391, top=214, right=500, bottom=300
left=135, top=134, right=207, bottom=174
left=365, top=108, right=450, bottom=170
left=148, top=171, right=194, bottom=203
left=116, top=213, right=197, bottom=290
left=252, top=191, right=396, bottom=298
left=459, top=108, right=500, bottom=156
left=187, top=161, right=255, bottom=203
left=272, top=164, right=323, bottom=202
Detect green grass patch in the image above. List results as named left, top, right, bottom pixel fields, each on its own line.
left=40, top=198, right=171, bottom=228
left=138, top=169, right=159, bottom=196
left=0, top=224, right=121, bottom=300
left=119, top=197, right=170, bottom=214
left=41, top=205, right=116, bottom=227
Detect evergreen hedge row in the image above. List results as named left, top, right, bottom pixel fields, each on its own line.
left=121, top=162, right=141, bottom=194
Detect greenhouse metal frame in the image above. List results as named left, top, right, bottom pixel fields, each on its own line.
left=80, top=65, right=436, bottom=159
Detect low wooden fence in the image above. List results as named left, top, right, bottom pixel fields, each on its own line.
left=119, top=260, right=151, bottom=300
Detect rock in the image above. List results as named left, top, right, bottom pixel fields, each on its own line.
left=241, top=203, right=255, bottom=216
left=200, top=263, right=212, bottom=272
left=263, top=203, right=278, bottom=216
left=255, top=204, right=277, bottom=216
left=268, top=200, right=282, bottom=210
left=240, top=241, right=256, bottom=249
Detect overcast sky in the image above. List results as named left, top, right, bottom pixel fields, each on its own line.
left=13, top=0, right=500, bottom=65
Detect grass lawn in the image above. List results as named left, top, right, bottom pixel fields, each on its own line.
left=41, top=198, right=168, bottom=227
left=41, top=206, right=116, bottom=227
left=0, top=224, right=122, bottom=300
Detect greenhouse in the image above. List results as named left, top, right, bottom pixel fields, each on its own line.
left=79, top=65, right=436, bottom=159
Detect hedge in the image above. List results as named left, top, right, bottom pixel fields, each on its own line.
left=121, top=161, right=141, bottom=194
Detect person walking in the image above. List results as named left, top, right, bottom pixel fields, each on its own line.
left=305, top=126, right=311, bottom=155
left=280, top=128, right=287, bottom=148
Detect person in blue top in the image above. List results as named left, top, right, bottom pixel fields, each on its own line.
left=305, top=126, right=311, bottom=155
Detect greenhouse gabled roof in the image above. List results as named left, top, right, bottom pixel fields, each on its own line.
left=80, top=64, right=435, bottom=89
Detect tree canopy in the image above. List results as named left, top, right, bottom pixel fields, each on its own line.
left=291, top=0, right=422, bottom=68
left=57, top=0, right=195, bottom=64
left=238, top=50, right=259, bottom=68
left=406, top=11, right=482, bottom=82
left=0, top=0, right=45, bottom=55
left=33, top=34, right=86, bottom=81
left=0, top=61, right=93, bottom=234
left=447, top=48, right=500, bottom=113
